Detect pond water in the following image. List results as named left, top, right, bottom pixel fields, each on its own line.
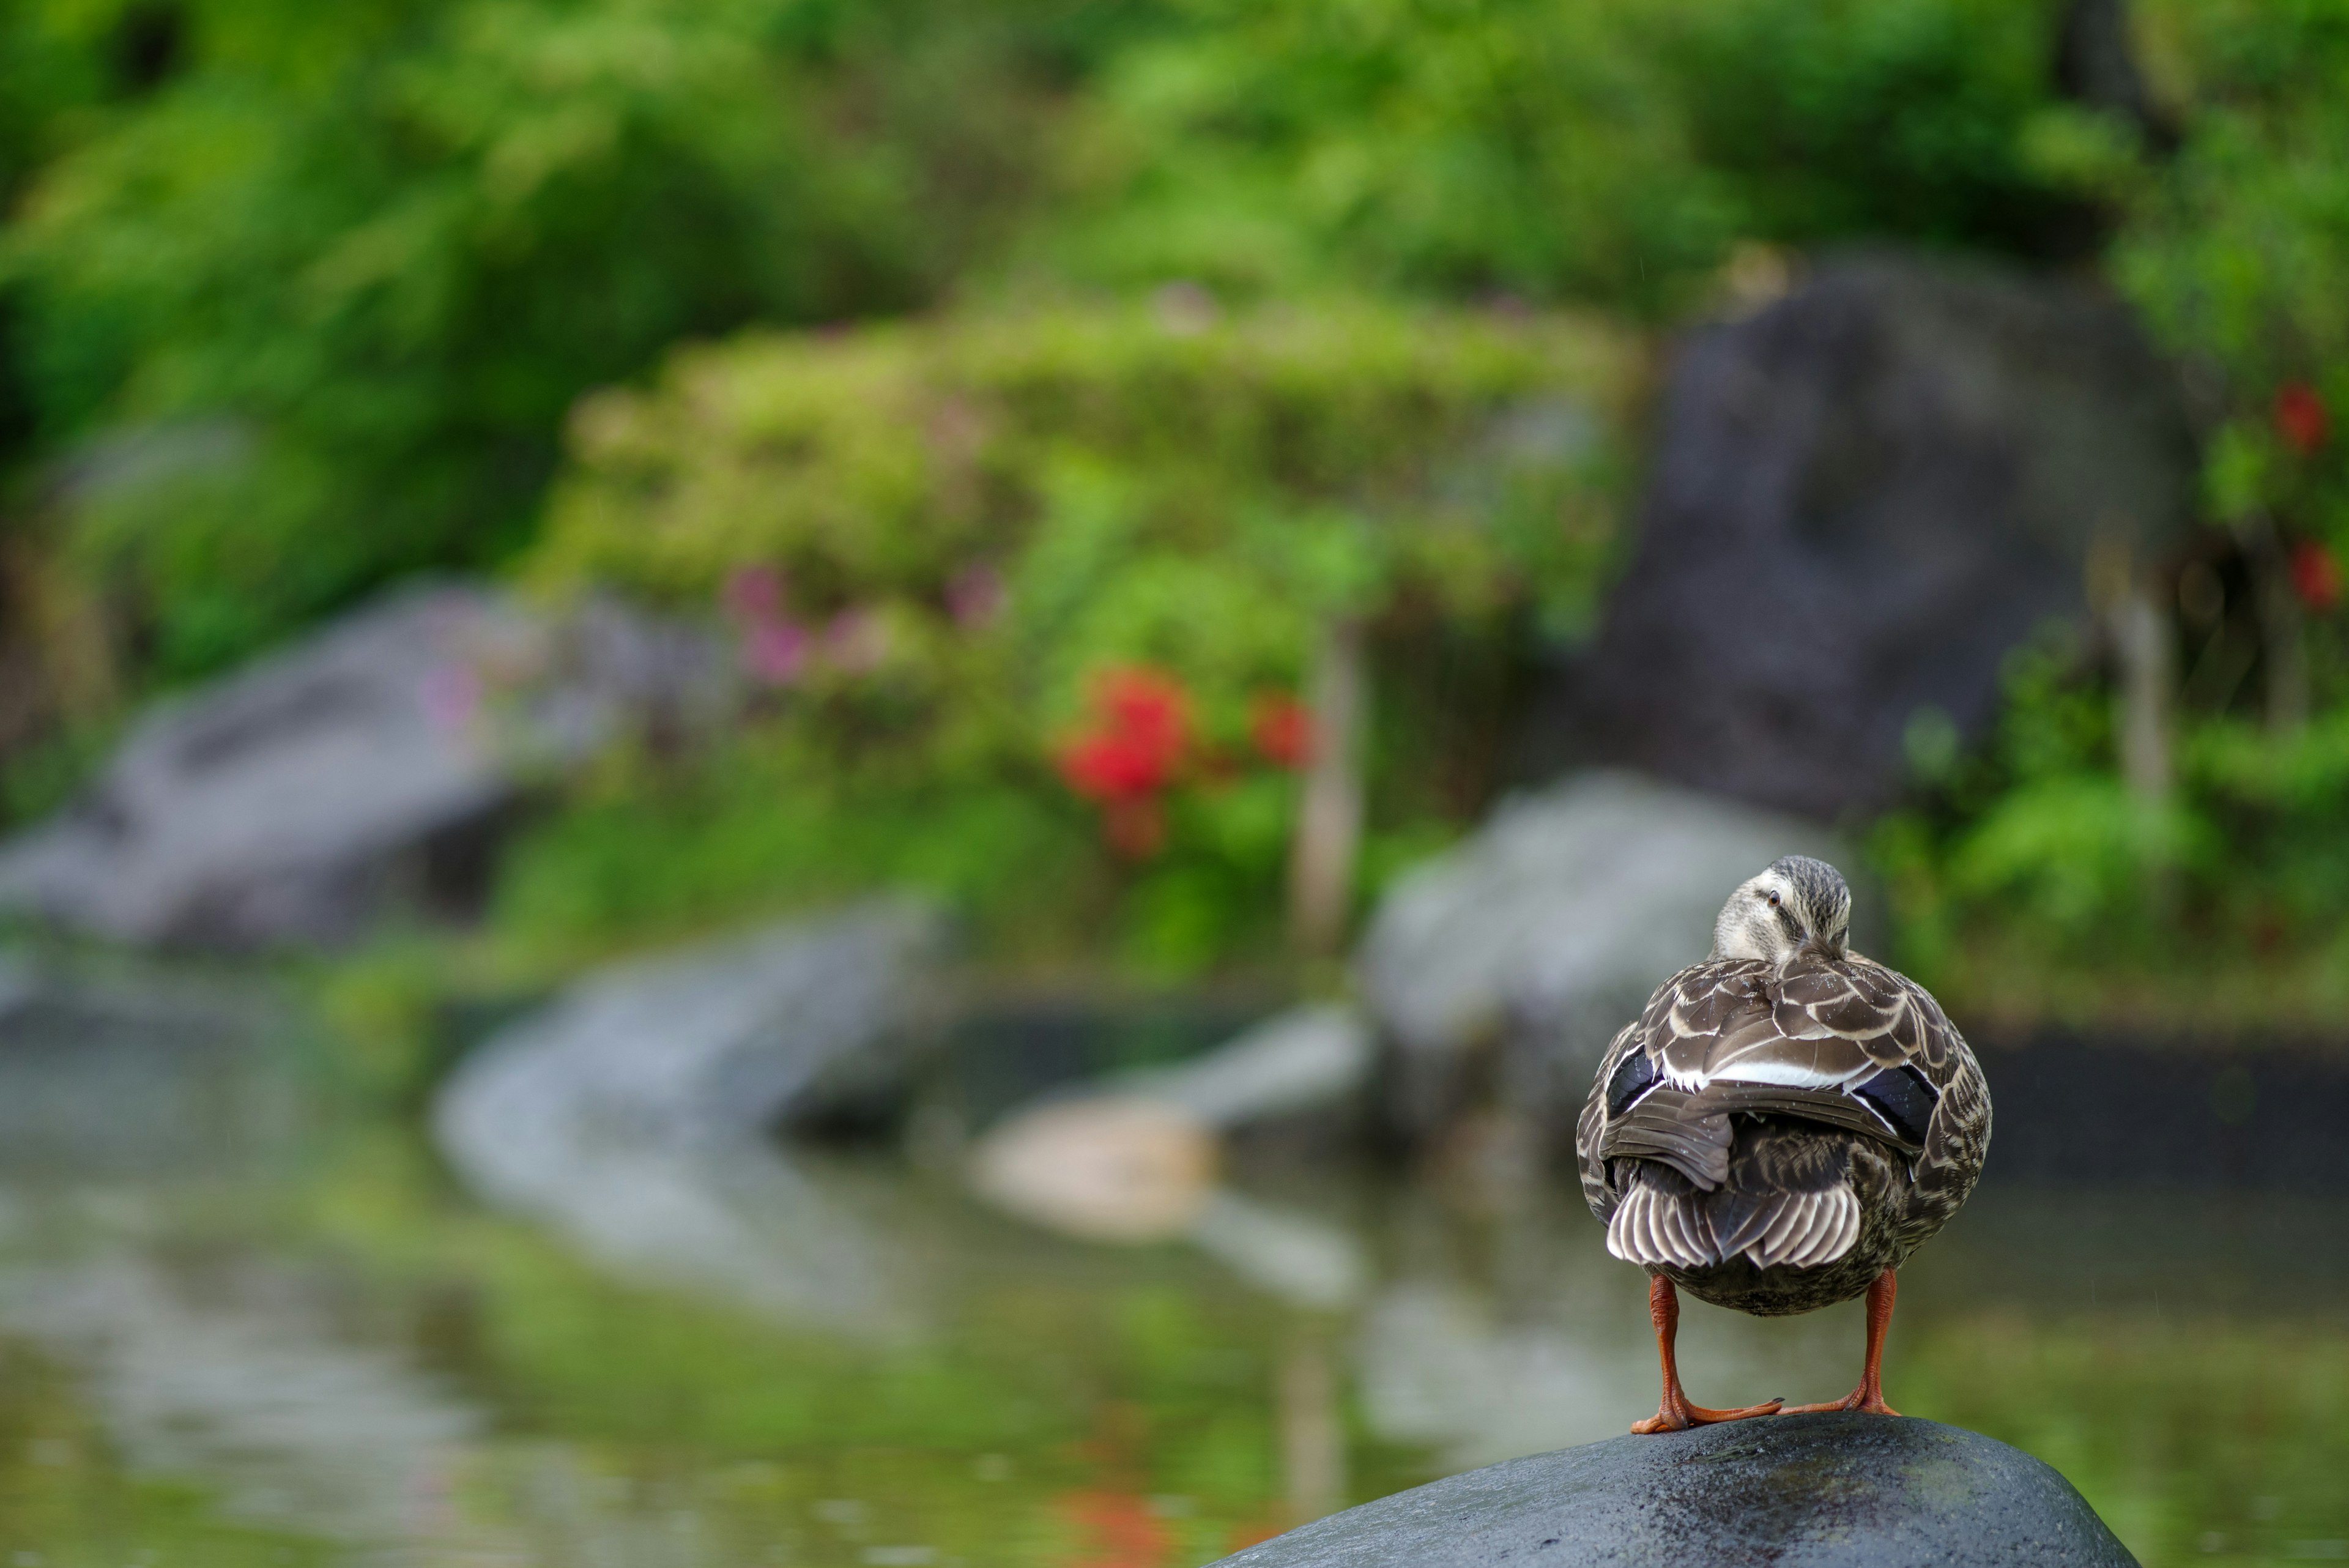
left=0, top=969, right=2343, bottom=1568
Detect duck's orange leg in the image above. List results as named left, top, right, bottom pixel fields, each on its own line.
left=1630, top=1275, right=1785, bottom=1433
left=1785, top=1268, right=1902, bottom=1416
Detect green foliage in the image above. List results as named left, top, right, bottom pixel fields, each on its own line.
left=1038, top=0, right=2078, bottom=312
left=1866, top=1, right=2349, bottom=1027
left=2115, top=1, right=2349, bottom=538
left=513, top=300, right=1625, bottom=971
left=1671, top=0, right=2075, bottom=250
left=0, top=0, right=1170, bottom=682
left=490, top=738, right=1095, bottom=968
left=1876, top=634, right=2349, bottom=1028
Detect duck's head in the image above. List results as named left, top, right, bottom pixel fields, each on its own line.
left=1712, top=855, right=1851, bottom=965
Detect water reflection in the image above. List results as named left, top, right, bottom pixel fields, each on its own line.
left=0, top=972, right=2341, bottom=1568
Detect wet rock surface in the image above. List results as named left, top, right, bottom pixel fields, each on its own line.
left=1217, top=1414, right=2137, bottom=1567
left=1531, top=250, right=2199, bottom=820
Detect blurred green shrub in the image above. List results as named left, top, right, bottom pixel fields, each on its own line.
left=1877, top=637, right=2349, bottom=1028
left=0, top=0, right=1168, bottom=683
left=1037, top=0, right=2080, bottom=312
left=2117, top=1, right=2349, bottom=547
left=0, top=0, right=2097, bottom=706
left=504, top=300, right=1630, bottom=971
left=1869, top=2, right=2349, bottom=1027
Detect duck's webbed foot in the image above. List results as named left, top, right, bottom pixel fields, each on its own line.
left=1782, top=1388, right=1900, bottom=1417
left=1631, top=1389, right=1786, bottom=1434
left=1629, top=1274, right=1784, bottom=1434
left=1786, top=1268, right=1902, bottom=1418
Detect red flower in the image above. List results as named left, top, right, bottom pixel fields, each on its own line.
left=1058, top=731, right=1174, bottom=800
left=1094, top=667, right=1190, bottom=771
left=1056, top=669, right=1190, bottom=800
left=1053, top=665, right=1196, bottom=856
left=1249, top=692, right=1313, bottom=770
left=2276, top=382, right=2329, bottom=455
left=2290, top=540, right=2342, bottom=614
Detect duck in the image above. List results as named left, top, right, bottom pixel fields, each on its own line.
left=1574, top=855, right=1991, bottom=1433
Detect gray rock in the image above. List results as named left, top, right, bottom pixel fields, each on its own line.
left=437, top=899, right=943, bottom=1157
left=432, top=901, right=945, bottom=1331
left=1531, top=250, right=2198, bottom=820
left=0, top=582, right=723, bottom=949
left=1355, top=771, right=1851, bottom=1142
left=1116, top=1003, right=1373, bottom=1129
left=1215, top=1414, right=2137, bottom=1567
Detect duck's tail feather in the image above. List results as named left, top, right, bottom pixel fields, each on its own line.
left=1606, top=1178, right=1860, bottom=1271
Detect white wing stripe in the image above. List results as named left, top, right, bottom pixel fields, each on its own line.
left=1703, top=1058, right=1874, bottom=1090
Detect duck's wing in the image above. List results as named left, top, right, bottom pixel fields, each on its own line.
left=1580, top=959, right=1774, bottom=1196
left=1887, top=970, right=1992, bottom=1238
left=1584, top=954, right=1981, bottom=1197
left=1707, top=952, right=1943, bottom=1088
left=1575, top=1020, right=1638, bottom=1224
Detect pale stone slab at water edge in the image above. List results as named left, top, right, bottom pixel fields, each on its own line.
left=1214, top=1413, right=2137, bottom=1567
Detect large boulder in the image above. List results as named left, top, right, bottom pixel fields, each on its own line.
left=0, top=583, right=721, bottom=949
left=1216, top=1414, right=2137, bottom=1567
left=1355, top=771, right=1852, bottom=1144
left=1526, top=251, right=2199, bottom=820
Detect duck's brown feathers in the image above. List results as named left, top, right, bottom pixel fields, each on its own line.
left=1576, top=950, right=1990, bottom=1317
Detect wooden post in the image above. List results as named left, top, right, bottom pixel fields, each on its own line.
left=2091, top=533, right=2173, bottom=802
left=2113, top=580, right=2174, bottom=801
left=1289, top=619, right=1365, bottom=957
left=2251, top=519, right=2309, bottom=734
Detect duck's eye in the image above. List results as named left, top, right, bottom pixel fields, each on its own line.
left=1765, top=890, right=1782, bottom=908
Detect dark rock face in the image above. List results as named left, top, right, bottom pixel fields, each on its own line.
left=1217, top=1414, right=2137, bottom=1567
left=1531, top=253, right=2197, bottom=822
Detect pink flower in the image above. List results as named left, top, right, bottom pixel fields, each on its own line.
left=743, top=619, right=809, bottom=686
left=418, top=664, right=482, bottom=735
left=946, top=564, right=1005, bottom=629
left=722, top=566, right=785, bottom=624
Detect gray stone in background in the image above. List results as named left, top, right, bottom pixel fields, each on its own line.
left=436, top=899, right=945, bottom=1160
left=1355, top=771, right=1854, bottom=1143
left=1527, top=250, right=2199, bottom=820
left=1116, top=1003, right=1373, bottom=1130
left=1215, top=1414, right=2137, bottom=1568
left=0, top=582, right=724, bottom=949
left=432, top=902, right=946, bottom=1332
